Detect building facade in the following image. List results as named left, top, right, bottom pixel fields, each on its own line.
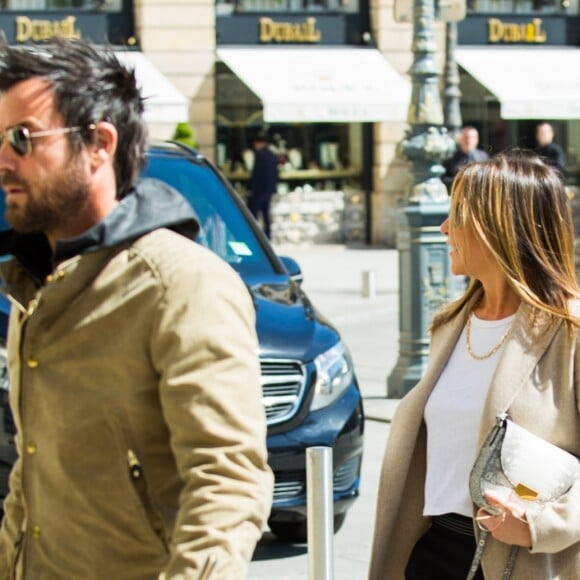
left=212, top=0, right=416, bottom=244
left=135, top=0, right=422, bottom=246
left=0, top=1, right=193, bottom=138
left=455, top=0, right=580, bottom=186
left=0, top=0, right=433, bottom=246
left=5, top=1, right=577, bottom=245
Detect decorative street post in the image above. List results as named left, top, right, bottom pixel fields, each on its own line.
left=387, top=0, right=465, bottom=397
left=443, top=21, right=463, bottom=138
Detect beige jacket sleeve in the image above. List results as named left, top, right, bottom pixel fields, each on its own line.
left=150, top=249, right=273, bottom=580
left=527, top=336, right=580, bottom=555
left=528, top=479, right=580, bottom=554
left=0, top=455, right=25, bottom=578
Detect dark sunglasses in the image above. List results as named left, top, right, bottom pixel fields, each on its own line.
left=0, top=123, right=95, bottom=157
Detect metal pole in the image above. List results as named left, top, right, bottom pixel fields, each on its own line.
left=306, top=446, right=334, bottom=580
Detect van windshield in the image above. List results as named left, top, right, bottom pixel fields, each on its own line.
left=144, top=152, right=278, bottom=277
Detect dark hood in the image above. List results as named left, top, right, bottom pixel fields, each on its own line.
left=0, top=177, right=199, bottom=285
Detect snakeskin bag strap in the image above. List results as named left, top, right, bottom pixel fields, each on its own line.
left=466, top=529, right=518, bottom=580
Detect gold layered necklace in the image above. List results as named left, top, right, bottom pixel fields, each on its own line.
left=465, top=315, right=513, bottom=361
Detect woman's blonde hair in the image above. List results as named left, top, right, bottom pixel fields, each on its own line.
left=432, top=152, right=580, bottom=330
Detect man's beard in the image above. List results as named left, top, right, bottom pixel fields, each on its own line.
left=3, top=161, right=91, bottom=236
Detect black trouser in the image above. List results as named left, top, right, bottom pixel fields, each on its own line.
left=247, top=195, right=272, bottom=239
left=405, top=514, right=484, bottom=580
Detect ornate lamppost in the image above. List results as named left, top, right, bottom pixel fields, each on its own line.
left=387, top=0, right=465, bottom=397
left=443, top=21, right=463, bottom=138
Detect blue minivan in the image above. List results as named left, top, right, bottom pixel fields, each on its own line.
left=0, top=141, right=364, bottom=543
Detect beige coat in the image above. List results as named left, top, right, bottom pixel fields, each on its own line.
left=0, top=229, right=273, bottom=579
left=369, top=299, right=580, bottom=580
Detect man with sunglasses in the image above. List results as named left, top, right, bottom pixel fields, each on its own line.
left=0, top=40, right=272, bottom=579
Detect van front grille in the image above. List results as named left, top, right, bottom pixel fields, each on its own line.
left=273, top=470, right=305, bottom=501
left=271, top=456, right=361, bottom=502
left=260, top=359, right=306, bottom=426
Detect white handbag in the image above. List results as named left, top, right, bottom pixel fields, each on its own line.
left=470, top=413, right=579, bottom=515
left=467, top=413, right=579, bottom=580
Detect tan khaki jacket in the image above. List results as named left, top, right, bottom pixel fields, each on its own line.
left=0, top=229, right=273, bottom=579
left=369, top=299, right=580, bottom=580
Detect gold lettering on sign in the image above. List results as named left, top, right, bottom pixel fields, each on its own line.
left=488, top=18, right=546, bottom=44
left=16, top=16, right=81, bottom=43
left=259, top=17, right=321, bottom=43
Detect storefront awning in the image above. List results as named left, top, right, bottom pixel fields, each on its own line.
left=114, top=51, right=189, bottom=124
left=456, top=47, right=580, bottom=120
left=217, top=47, right=410, bottom=123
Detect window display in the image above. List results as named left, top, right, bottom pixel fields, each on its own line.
left=216, top=123, right=365, bottom=244
left=1, top=0, right=122, bottom=10
left=466, top=0, right=576, bottom=14
left=216, top=0, right=359, bottom=14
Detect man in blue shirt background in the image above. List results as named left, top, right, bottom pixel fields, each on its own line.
left=247, top=131, right=278, bottom=239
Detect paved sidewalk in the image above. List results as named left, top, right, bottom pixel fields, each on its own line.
left=364, top=397, right=400, bottom=423
left=273, top=243, right=403, bottom=424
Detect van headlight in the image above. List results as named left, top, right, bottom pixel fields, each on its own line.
left=311, top=342, right=353, bottom=411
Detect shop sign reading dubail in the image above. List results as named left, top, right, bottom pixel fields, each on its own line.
left=488, top=18, right=547, bottom=44
left=0, top=14, right=108, bottom=45
left=15, top=15, right=81, bottom=43
left=259, top=17, right=321, bottom=44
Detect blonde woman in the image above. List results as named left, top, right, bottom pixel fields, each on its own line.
left=368, top=154, right=580, bottom=580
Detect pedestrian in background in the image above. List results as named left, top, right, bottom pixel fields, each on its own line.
left=535, top=121, right=566, bottom=178
left=368, top=154, right=579, bottom=580
left=0, top=40, right=272, bottom=579
left=247, top=131, right=278, bottom=239
left=443, top=126, right=489, bottom=192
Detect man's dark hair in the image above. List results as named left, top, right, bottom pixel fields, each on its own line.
left=252, top=130, right=269, bottom=144
left=0, top=39, right=147, bottom=199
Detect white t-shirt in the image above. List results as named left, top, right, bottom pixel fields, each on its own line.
left=423, top=312, right=515, bottom=517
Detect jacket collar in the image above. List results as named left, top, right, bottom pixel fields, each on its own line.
left=479, top=301, right=562, bottom=439
left=411, top=297, right=562, bottom=441
left=53, top=178, right=199, bottom=263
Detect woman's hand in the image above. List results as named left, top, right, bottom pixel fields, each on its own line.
left=477, top=490, right=532, bottom=548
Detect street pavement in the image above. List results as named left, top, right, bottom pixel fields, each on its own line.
left=248, top=243, right=403, bottom=579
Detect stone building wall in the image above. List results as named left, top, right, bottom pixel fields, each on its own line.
left=133, top=0, right=216, bottom=160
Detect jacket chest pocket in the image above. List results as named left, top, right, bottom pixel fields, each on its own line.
left=125, top=448, right=170, bottom=554
left=111, top=408, right=170, bottom=554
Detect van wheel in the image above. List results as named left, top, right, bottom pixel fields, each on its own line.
left=268, top=513, right=346, bottom=543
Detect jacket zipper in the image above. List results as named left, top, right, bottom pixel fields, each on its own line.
left=127, top=449, right=143, bottom=479
left=126, top=449, right=169, bottom=552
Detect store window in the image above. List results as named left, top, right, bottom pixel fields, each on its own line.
left=216, top=64, right=363, bottom=182
left=0, top=0, right=122, bottom=9
left=216, top=0, right=359, bottom=14
left=216, top=61, right=366, bottom=244
left=466, top=0, right=577, bottom=14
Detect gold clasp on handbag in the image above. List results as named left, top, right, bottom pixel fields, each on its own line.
left=514, top=482, right=539, bottom=500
